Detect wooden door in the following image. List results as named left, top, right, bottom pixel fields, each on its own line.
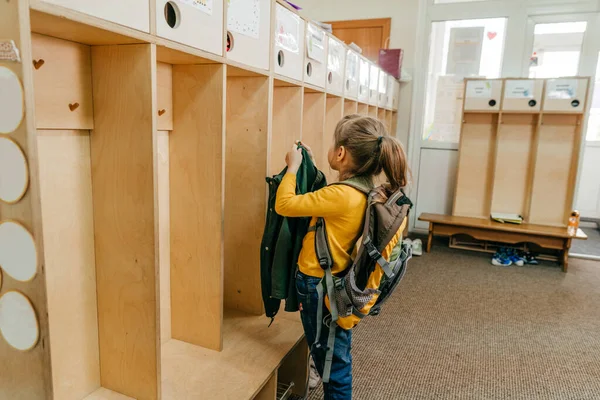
left=326, top=18, right=391, bottom=63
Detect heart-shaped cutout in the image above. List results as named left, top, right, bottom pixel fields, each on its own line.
left=32, top=59, right=45, bottom=70
left=487, top=32, right=497, bottom=40
left=69, top=103, right=80, bottom=112
left=158, top=109, right=166, bottom=116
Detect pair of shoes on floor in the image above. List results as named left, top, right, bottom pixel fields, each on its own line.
left=403, top=238, right=423, bottom=256
left=492, top=247, right=524, bottom=267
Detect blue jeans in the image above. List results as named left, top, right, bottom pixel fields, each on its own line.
left=296, top=271, right=352, bottom=400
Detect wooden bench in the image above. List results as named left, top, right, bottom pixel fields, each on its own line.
left=418, top=213, right=588, bottom=272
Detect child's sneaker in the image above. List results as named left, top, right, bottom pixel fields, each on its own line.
left=507, top=249, right=525, bottom=267
left=523, top=252, right=539, bottom=265
left=411, top=239, right=423, bottom=256
left=492, top=248, right=512, bottom=267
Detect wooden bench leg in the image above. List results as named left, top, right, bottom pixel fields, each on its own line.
left=562, top=239, right=572, bottom=273
left=427, top=223, right=433, bottom=253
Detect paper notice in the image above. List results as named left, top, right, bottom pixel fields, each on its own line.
left=547, top=79, right=579, bottom=100
left=306, top=23, right=326, bottom=63
left=505, top=80, right=534, bottom=99
left=227, top=0, right=260, bottom=39
left=328, top=38, right=344, bottom=74
left=180, top=0, right=213, bottom=15
left=346, top=51, right=358, bottom=81
left=275, top=5, right=300, bottom=54
left=466, top=80, right=492, bottom=98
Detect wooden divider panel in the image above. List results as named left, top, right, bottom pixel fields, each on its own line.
left=491, top=114, right=537, bottom=218
left=170, top=64, right=225, bottom=351
left=156, top=63, right=173, bottom=131
left=38, top=130, right=100, bottom=400
left=301, top=92, right=326, bottom=165
left=453, top=113, right=498, bottom=219
left=90, top=44, right=159, bottom=400
left=157, top=131, right=171, bottom=343
left=224, top=76, right=269, bottom=315
left=529, top=114, right=580, bottom=226
left=343, top=100, right=357, bottom=116
left=271, top=86, right=303, bottom=175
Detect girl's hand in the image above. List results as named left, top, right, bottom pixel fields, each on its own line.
left=298, top=141, right=316, bottom=164
left=285, top=143, right=303, bottom=173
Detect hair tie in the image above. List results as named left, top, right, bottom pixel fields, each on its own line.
left=377, top=136, right=384, bottom=145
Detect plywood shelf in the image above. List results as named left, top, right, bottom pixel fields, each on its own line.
left=161, top=310, right=305, bottom=400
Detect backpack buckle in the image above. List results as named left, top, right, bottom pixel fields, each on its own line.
left=363, top=238, right=380, bottom=260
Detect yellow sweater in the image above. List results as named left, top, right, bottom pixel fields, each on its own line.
left=275, top=173, right=406, bottom=329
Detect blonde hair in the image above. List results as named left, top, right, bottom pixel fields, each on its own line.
left=333, top=114, right=409, bottom=191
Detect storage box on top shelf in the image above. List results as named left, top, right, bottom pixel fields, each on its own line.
left=274, top=3, right=305, bottom=82
left=378, top=70, right=388, bottom=108
left=40, top=0, right=150, bottom=32
left=226, top=0, right=272, bottom=71
left=358, top=56, right=370, bottom=103
left=542, top=78, right=589, bottom=113
left=326, top=34, right=346, bottom=96
left=304, top=22, right=328, bottom=88
left=155, top=0, right=224, bottom=56
left=344, top=49, right=359, bottom=100
left=501, top=79, right=543, bottom=112
left=368, top=63, right=380, bottom=106
left=463, top=79, right=503, bottom=111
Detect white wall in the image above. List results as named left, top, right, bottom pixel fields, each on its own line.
left=294, top=0, right=420, bottom=148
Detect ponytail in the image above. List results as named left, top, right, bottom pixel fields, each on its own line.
left=333, top=115, right=410, bottom=192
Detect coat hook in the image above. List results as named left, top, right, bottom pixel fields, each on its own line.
left=158, top=109, right=166, bottom=116
left=69, top=103, right=80, bottom=112
left=33, top=59, right=45, bottom=70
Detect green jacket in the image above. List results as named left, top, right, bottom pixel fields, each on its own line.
left=260, top=148, right=327, bottom=319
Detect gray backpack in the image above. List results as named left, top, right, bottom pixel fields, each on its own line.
left=311, top=177, right=413, bottom=382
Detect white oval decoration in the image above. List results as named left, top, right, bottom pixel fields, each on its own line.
left=0, top=67, right=25, bottom=134
left=0, top=221, right=37, bottom=282
left=0, top=291, right=39, bottom=351
left=0, top=137, right=29, bottom=203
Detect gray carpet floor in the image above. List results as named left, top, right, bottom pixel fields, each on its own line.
left=308, top=242, right=600, bottom=399
left=571, top=222, right=600, bottom=257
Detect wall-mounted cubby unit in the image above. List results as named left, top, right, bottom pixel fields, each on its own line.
left=344, top=49, right=359, bottom=100
left=304, top=22, right=328, bottom=88
left=326, top=35, right=346, bottom=96
left=156, top=0, right=224, bottom=55
left=226, top=0, right=272, bottom=71
left=2, top=1, right=402, bottom=398
left=368, top=64, right=380, bottom=106
left=273, top=3, right=305, bottom=82
left=453, top=77, right=590, bottom=228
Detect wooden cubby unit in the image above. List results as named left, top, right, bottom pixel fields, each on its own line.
left=1, top=1, right=403, bottom=398
left=368, top=105, right=378, bottom=118
left=377, top=108, right=387, bottom=125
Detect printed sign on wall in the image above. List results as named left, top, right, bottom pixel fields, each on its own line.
left=547, top=79, right=579, bottom=100
left=179, top=0, right=213, bottom=15
left=275, top=5, right=300, bottom=54
left=227, top=0, right=260, bottom=39
left=466, top=80, right=492, bottom=98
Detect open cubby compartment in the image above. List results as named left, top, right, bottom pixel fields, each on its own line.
left=326, top=35, right=346, bottom=96
left=502, top=79, right=544, bottom=112
left=452, top=112, right=499, bottom=219
left=463, top=79, right=503, bottom=112
left=33, top=31, right=160, bottom=400
left=377, top=108, right=388, bottom=129
left=542, top=77, right=589, bottom=113
left=344, top=49, right=360, bottom=100
left=357, top=102, right=369, bottom=116
left=368, top=105, right=378, bottom=118
left=386, top=75, right=396, bottom=109
left=343, top=99, right=358, bottom=116
left=40, top=0, right=150, bottom=32
left=226, top=0, right=271, bottom=70
left=271, top=79, right=304, bottom=174
left=358, top=56, right=370, bottom=103
left=528, top=112, right=584, bottom=227
left=368, top=64, right=380, bottom=106
left=303, top=22, right=328, bottom=88
left=377, top=71, right=389, bottom=108
left=491, top=112, right=540, bottom=221
left=391, top=111, right=398, bottom=134
left=302, top=87, right=327, bottom=165
left=322, top=95, right=344, bottom=183
left=385, top=110, right=394, bottom=132
left=155, top=0, right=224, bottom=55
left=273, top=3, right=305, bottom=82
